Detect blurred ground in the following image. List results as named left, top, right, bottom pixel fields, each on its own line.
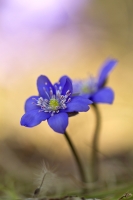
left=0, top=0, right=133, bottom=198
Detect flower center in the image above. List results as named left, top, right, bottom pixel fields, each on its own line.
left=49, top=99, right=59, bottom=111
left=82, top=76, right=97, bottom=94
left=33, top=84, right=71, bottom=116
left=82, top=86, right=89, bottom=93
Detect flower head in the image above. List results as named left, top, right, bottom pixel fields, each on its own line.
left=73, top=59, right=117, bottom=104
left=21, top=75, right=92, bottom=133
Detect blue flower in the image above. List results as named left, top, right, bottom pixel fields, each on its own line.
left=73, top=59, right=117, bottom=104
left=21, top=75, right=92, bottom=134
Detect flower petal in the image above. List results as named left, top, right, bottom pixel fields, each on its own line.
left=37, top=75, right=54, bottom=98
left=91, top=87, right=114, bottom=104
left=48, top=112, right=68, bottom=134
left=21, top=110, right=50, bottom=127
left=97, top=59, right=117, bottom=88
left=54, top=76, right=73, bottom=95
left=66, top=96, right=92, bottom=112
left=80, top=93, right=92, bottom=99
left=25, top=96, right=39, bottom=112
left=72, top=80, right=82, bottom=94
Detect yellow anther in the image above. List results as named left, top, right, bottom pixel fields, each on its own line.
left=49, top=99, right=59, bottom=110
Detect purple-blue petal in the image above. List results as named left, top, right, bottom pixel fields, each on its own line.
left=54, top=76, right=73, bottom=95
left=37, top=75, right=54, bottom=98
left=47, top=112, right=68, bottom=134
left=21, top=110, right=50, bottom=127
left=25, top=96, right=39, bottom=112
left=72, top=80, right=82, bottom=94
left=79, top=93, right=92, bottom=99
left=66, top=96, right=92, bottom=112
left=97, top=59, right=117, bottom=88
left=91, top=87, right=114, bottom=104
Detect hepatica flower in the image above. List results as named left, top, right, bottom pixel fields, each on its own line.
left=21, top=75, right=92, bottom=133
left=73, top=59, right=117, bottom=104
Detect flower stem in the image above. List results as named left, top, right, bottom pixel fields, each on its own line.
left=64, top=131, right=87, bottom=185
left=91, top=104, right=101, bottom=182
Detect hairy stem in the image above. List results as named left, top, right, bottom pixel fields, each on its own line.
left=91, top=104, right=101, bottom=182
left=64, top=131, right=87, bottom=186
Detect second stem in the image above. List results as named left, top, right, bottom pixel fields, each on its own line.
left=91, top=104, right=101, bottom=182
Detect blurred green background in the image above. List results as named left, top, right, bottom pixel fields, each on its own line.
left=0, top=0, right=133, bottom=198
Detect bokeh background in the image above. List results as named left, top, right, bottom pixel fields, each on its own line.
left=0, top=0, right=133, bottom=197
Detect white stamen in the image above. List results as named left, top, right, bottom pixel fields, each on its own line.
left=59, top=86, right=62, bottom=91
left=33, top=85, right=71, bottom=116
left=43, top=87, right=50, bottom=99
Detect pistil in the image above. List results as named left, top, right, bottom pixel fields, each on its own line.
left=33, top=86, right=71, bottom=116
